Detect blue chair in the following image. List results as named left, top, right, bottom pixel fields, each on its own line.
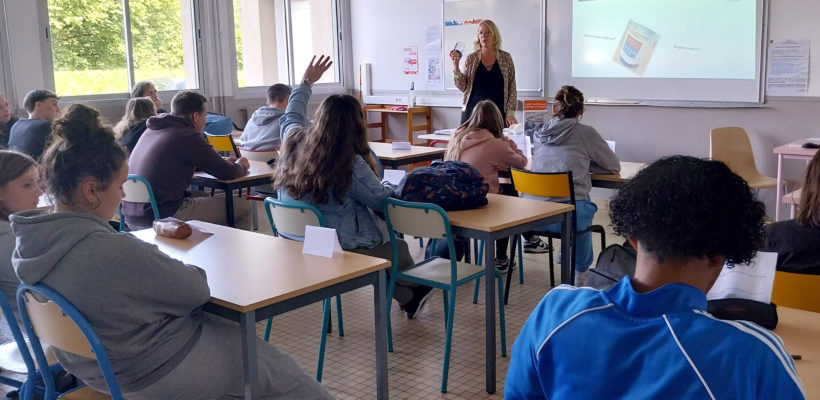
left=382, top=197, right=506, bottom=393
left=17, top=283, right=121, bottom=399
left=263, top=197, right=343, bottom=382
left=118, top=174, right=160, bottom=232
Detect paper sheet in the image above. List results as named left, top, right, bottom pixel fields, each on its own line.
left=302, top=225, right=344, bottom=258
left=382, top=169, right=406, bottom=185
left=766, top=39, right=810, bottom=96
left=706, top=251, right=778, bottom=303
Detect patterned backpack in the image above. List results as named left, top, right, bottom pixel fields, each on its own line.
left=396, top=160, right=489, bottom=210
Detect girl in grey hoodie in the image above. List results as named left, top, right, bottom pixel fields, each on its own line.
left=11, top=105, right=333, bottom=399
left=529, top=86, right=620, bottom=286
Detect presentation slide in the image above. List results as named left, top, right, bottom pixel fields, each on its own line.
left=571, top=0, right=757, bottom=79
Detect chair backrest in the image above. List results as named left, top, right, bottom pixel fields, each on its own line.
left=263, top=197, right=325, bottom=238
left=239, top=148, right=278, bottom=162
left=204, top=133, right=241, bottom=158
left=0, top=285, right=37, bottom=384
left=383, top=198, right=458, bottom=280
left=771, top=270, right=820, bottom=313
left=119, top=174, right=160, bottom=232
left=17, top=283, right=123, bottom=399
left=509, top=168, right=575, bottom=200
left=709, top=127, right=761, bottom=179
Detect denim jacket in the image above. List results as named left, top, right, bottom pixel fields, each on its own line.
left=278, top=84, right=395, bottom=249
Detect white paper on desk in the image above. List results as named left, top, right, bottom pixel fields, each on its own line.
left=302, top=225, right=344, bottom=258
left=706, top=251, right=778, bottom=303
left=382, top=169, right=406, bottom=185
left=391, top=141, right=411, bottom=150
left=507, top=134, right=531, bottom=156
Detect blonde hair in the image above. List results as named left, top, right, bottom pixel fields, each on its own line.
left=114, top=97, right=156, bottom=138
left=473, top=20, right=502, bottom=53
left=797, top=151, right=820, bottom=227
left=445, top=100, right=504, bottom=161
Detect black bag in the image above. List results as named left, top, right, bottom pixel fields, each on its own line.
left=707, top=298, right=778, bottom=330
left=586, top=241, right=637, bottom=290
left=396, top=160, right=489, bottom=210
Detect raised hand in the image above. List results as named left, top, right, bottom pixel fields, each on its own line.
left=302, top=55, right=333, bottom=85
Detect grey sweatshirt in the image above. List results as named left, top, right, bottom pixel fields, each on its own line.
left=531, top=118, right=620, bottom=201
left=238, top=106, right=285, bottom=150
left=10, top=210, right=210, bottom=393
left=0, top=219, right=21, bottom=340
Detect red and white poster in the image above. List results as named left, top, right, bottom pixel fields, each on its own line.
left=403, top=46, right=419, bottom=75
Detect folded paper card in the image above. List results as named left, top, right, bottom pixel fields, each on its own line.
left=391, top=141, right=411, bottom=150
left=706, top=251, right=777, bottom=304
left=382, top=169, right=406, bottom=185
left=302, top=225, right=344, bottom=258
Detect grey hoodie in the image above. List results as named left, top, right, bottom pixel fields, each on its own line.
left=239, top=106, right=285, bottom=150
left=10, top=210, right=210, bottom=393
left=531, top=117, right=620, bottom=201
left=0, top=219, right=21, bottom=340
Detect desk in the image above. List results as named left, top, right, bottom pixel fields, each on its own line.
left=132, top=221, right=391, bottom=399
left=369, top=142, right=445, bottom=169
left=774, top=139, right=819, bottom=221
left=363, top=105, right=431, bottom=145
left=590, top=162, right=645, bottom=189
left=191, top=160, right=273, bottom=227
left=446, top=194, right=575, bottom=394
left=775, top=307, right=820, bottom=398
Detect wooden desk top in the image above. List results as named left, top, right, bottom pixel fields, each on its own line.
left=590, top=162, right=645, bottom=183
left=369, top=142, right=445, bottom=161
left=774, top=138, right=820, bottom=157
left=193, top=160, right=272, bottom=183
left=775, top=307, right=820, bottom=398
left=131, top=221, right=390, bottom=313
left=446, top=193, right=574, bottom=232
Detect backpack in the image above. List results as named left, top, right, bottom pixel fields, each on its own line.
left=396, top=160, right=489, bottom=211
left=586, top=241, right=637, bottom=290
left=204, top=113, right=234, bottom=136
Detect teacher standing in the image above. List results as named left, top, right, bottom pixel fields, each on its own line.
left=452, top=19, right=518, bottom=126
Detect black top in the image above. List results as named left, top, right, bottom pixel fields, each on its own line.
left=763, top=219, right=820, bottom=274
left=118, top=120, right=148, bottom=154
left=8, top=118, right=51, bottom=160
left=0, top=116, right=19, bottom=148
left=462, top=60, right=505, bottom=123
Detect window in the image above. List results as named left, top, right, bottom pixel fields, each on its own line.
left=234, top=0, right=339, bottom=89
left=46, top=0, right=200, bottom=96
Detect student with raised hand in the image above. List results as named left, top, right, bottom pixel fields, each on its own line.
left=123, top=90, right=251, bottom=230
left=764, top=150, right=820, bottom=274
left=275, top=56, right=433, bottom=318
left=0, top=150, right=40, bottom=339
left=0, top=94, right=19, bottom=148
left=8, top=89, right=60, bottom=160
left=239, top=83, right=291, bottom=150
left=506, top=156, right=804, bottom=400
left=527, top=85, right=620, bottom=286
left=114, top=97, right=156, bottom=153
left=10, top=112, right=334, bottom=399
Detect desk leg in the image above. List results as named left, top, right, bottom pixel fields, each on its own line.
left=560, top=213, right=573, bottom=285
left=373, top=270, right=389, bottom=399
left=240, top=310, right=259, bottom=399
left=226, top=186, right=236, bottom=228
left=484, top=238, right=496, bottom=394
left=775, top=154, right=784, bottom=221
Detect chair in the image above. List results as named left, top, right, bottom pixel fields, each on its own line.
left=382, top=197, right=506, bottom=393
left=709, top=127, right=779, bottom=189
left=118, top=175, right=160, bottom=232
left=771, top=270, right=820, bottom=313
left=204, top=133, right=241, bottom=158
left=17, top=283, right=120, bottom=399
left=239, top=148, right=279, bottom=230
left=263, top=198, right=343, bottom=382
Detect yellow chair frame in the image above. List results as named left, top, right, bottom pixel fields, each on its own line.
left=204, top=133, right=241, bottom=158
left=771, top=270, right=820, bottom=313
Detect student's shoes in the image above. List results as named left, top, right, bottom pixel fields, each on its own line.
left=494, top=256, right=515, bottom=274
left=523, top=237, right=550, bottom=253
left=405, top=286, right=434, bottom=319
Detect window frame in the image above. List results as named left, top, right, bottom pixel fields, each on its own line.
left=36, top=0, right=206, bottom=104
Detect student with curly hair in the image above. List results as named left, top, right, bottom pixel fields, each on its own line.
left=506, top=156, right=804, bottom=399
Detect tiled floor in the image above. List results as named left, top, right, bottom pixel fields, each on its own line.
left=0, top=199, right=621, bottom=399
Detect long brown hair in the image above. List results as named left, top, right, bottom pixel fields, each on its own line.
left=445, top=100, right=504, bottom=161
left=797, top=151, right=820, bottom=227
left=273, top=94, right=378, bottom=204
left=114, top=97, right=156, bottom=138
left=0, top=150, right=38, bottom=219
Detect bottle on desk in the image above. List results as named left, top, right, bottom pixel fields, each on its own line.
left=407, top=81, right=415, bottom=109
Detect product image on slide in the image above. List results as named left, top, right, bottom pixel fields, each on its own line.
left=612, top=20, right=660, bottom=76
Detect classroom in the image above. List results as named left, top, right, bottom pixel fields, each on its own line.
left=0, top=0, right=816, bottom=399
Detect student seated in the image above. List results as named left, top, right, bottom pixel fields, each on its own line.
left=506, top=156, right=804, bottom=400
left=764, top=150, right=820, bottom=274
left=0, top=93, right=19, bottom=148
left=8, top=89, right=60, bottom=160
left=122, top=91, right=252, bottom=230
left=0, top=150, right=40, bottom=339
left=274, top=56, right=433, bottom=318
left=10, top=117, right=334, bottom=399
left=239, top=83, right=291, bottom=150
left=131, top=81, right=166, bottom=114
left=114, top=97, right=156, bottom=153
left=526, top=85, right=620, bottom=285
